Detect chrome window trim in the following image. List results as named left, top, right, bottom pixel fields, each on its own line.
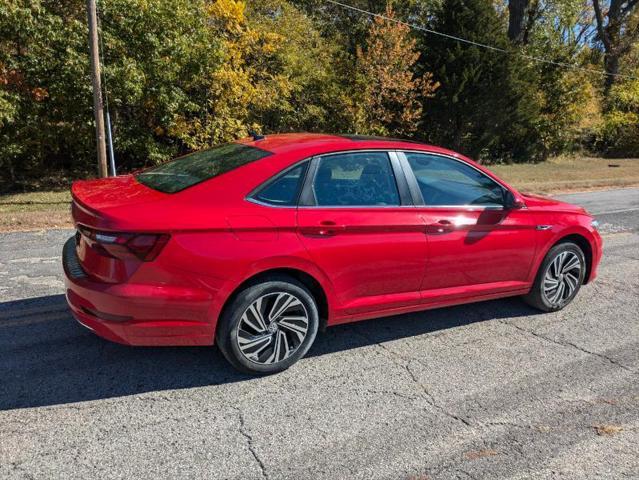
left=295, top=204, right=503, bottom=210
left=244, top=147, right=524, bottom=211
left=246, top=197, right=298, bottom=209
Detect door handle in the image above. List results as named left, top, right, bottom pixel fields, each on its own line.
left=426, top=220, right=454, bottom=234
left=300, top=221, right=345, bottom=237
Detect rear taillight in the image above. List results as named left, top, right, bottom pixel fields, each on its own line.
left=78, top=226, right=169, bottom=261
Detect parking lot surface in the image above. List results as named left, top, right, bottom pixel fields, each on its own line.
left=1, top=188, right=638, bottom=479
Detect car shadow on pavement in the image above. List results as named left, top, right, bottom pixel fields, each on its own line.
left=0, top=293, right=541, bottom=411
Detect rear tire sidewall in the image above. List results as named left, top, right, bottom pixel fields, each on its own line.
left=216, top=277, right=319, bottom=374
left=526, top=242, right=586, bottom=312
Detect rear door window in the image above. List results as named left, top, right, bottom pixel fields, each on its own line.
left=311, top=152, right=400, bottom=206
left=137, top=143, right=273, bottom=193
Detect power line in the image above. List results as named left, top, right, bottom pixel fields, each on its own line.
left=324, top=0, right=638, bottom=81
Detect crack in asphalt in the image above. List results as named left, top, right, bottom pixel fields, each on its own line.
left=497, top=320, right=636, bottom=374
left=234, top=407, right=270, bottom=480
left=404, top=362, right=473, bottom=427
left=2, top=219, right=638, bottom=479
left=353, top=329, right=474, bottom=428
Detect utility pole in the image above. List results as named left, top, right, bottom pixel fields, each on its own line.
left=87, top=0, right=108, bottom=178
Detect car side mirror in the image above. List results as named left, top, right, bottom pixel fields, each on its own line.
left=503, top=190, right=525, bottom=209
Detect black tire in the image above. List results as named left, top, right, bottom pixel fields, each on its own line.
left=523, top=241, right=586, bottom=312
left=215, top=275, right=319, bottom=374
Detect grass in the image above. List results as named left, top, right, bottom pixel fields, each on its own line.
left=0, top=190, right=72, bottom=231
left=491, top=156, right=639, bottom=194
left=1, top=156, right=638, bottom=232
left=0, top=190, right=71, bottom=213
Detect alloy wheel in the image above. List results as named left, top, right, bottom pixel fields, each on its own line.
left=235, top=292, right=310, bottom=365
left=542, top=251, right=582, bottom=307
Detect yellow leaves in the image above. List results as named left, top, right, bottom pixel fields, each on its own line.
left=167, top=116, right=189, bottom=140
left=207, top=0, right=281, bottom=66
left=169, top=0, right=295, bottom=148
left=259, top=31, right=285, bottom=55
left=610, top=77, right=639, bottom=110
left=207, top=0, right=246, bottom=33
left=354, top=4, right=436, bottom=137
left=210, top=66, right=256, bottom=110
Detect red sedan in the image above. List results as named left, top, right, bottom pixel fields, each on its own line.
left=63, top=133, right=602, bottom=374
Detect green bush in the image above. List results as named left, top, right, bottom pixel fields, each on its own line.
left=595, top=77, right=639, bottom=157
left=0, top=0, right=222, bottom=191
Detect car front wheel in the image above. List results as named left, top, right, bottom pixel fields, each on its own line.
left=216, top=275, right=319, bottom=374
left=524, top=241, right=586, bottom=312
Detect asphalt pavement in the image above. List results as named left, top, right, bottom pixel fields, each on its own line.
left=0, top=188, right=638, bottom=479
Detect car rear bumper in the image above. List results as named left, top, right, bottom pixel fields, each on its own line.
left=62, top=236, right=215, bottom=346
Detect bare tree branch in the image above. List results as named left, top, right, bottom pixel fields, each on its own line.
left=592, top=0, right=610, bottom=50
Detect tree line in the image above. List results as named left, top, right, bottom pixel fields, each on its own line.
left=1, top=0, right=638, bottom=191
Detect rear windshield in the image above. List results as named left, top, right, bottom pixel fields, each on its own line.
left=136, top=143, right=273, bottom=193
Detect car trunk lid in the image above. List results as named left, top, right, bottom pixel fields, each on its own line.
left=72, top=175, right=166, bottom=213
left=71, top=175, right=171, bottom=283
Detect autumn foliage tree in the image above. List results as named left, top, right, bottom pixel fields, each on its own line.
left=352, top=6, right=438, bottom=137
left=168, top=0, right=278, bottom=149
left=158, top=0, right=350, bottom=149
left=2, top=0, right=639, bottom=191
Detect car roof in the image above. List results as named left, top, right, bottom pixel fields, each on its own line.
left=235, top=133, right=463, bottom=159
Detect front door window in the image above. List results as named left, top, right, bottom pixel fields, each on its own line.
left=405, top=152, right=505, bottom=207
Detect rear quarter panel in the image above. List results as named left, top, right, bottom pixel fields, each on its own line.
left=159, top=203, right=338, bottom=338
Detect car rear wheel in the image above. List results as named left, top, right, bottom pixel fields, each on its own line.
left=523, top=242, right=586, bottom=312
left=216, top=275, right=319, bottom=374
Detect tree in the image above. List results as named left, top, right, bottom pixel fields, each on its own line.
left=170, top=0, right=352, bottom=147
left=592, top=0, right=639, bottom=92
left=246, top=0, right=353, bottom=134
left=507, top=0, right=539, bottom=44
left=290, top=0, right=424, bottom=54
left=352, top=5, right=438, bottom=137
left=595, top=46, right=639, bottom=155
left=0, top=0, right=223, bottom=189
left=519, top=0, right=602, bottom=156
left=0, top=0, right=96, bottom=187
left=167, top=0, right=278, bottom=149
left=419, top=0, right=541, bottom=162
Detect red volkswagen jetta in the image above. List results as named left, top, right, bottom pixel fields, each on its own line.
left=63, top=134, right=602, bottom=374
